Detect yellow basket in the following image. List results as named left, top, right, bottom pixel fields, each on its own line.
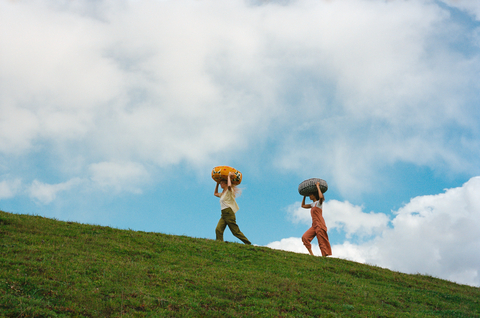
left=211, top=166, right=242, bottom=185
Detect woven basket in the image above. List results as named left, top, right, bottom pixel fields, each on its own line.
left=298, top=178, right=328, bottom=196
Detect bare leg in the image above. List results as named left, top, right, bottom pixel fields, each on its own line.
left=306, top=247, right=314, bottom=256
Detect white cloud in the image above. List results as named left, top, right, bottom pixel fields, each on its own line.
left=270, top=176, right=480, bottom=287
left=266, top=237, right=312, bottom=255
left=4, top=161, right=151, bottom=204
left=326, top=200, right=390, bottom=238
left=28, top=178, right=82, bottom=204
left=286, top=202, right=311, bottom=225
left=0, top=179, right=22, bottom=199
left=440, top=0, right=480, bottom=20
left=1, top=0, right=479, bottom=191
left=264, top=0, right=480, bottom=195
left=88, top=161, right=150, bottom=194
left=0, top=1, right=122, bottom=154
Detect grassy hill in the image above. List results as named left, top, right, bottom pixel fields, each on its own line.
left=1, top=210, right=479, bottom=317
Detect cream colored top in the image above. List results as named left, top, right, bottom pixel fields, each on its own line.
left=312, top=200, right=323, bottom=209
left=220, top=189, right=239, bottom=213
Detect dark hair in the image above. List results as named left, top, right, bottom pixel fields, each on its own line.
left=312, top=192, right=320, bottom=201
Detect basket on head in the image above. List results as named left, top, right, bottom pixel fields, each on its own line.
left=298, top=178, right=328, bottom=196
left=211, top=166, right=242, bottom=185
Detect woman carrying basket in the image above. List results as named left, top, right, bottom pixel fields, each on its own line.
left=214, top=172, right=251, bottom=245
left=301, top=181, right=332, bottom=256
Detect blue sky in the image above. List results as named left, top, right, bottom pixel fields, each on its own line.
left=1, top=0, right=480, bottom=287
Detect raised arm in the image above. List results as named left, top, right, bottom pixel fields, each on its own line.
left=227, top=172, right=233, bottom=191
left=214, top=182, right=221, bottom=197
left=316, top=182, right=324, bottom=204
left=301, top=196, right=311, bottom=209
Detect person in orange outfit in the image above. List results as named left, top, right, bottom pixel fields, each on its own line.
left=301, top=182, right=332, bottom=256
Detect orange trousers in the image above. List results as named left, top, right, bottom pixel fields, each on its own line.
left=302, top=207, right=332, bottom=256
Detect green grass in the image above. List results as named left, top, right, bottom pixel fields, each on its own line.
left=1, top=210, right=479, bottom=317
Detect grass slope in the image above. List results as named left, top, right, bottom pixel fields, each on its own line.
left=1, top=210, right=479, bottom=317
